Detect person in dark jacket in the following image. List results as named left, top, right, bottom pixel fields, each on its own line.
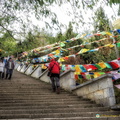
left=5, top=58, right=14, bottom=80
left=48, top=58, right=61, bottom=94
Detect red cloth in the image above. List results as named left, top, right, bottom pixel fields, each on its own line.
left=74, top=74, right=78, bottom=80
left=117, top=58, right=120, bottom=60
left=48, top=59, right=60, bottom=74
left=83, top=64, right=97, bottom=71
left=108, top=62, right=119, bottom=69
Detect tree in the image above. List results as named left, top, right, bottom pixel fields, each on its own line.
left=65, top=22, right=75, bottom=39
left=0, top=0, right=119, bottom=58
left=0, top=0, right=119, bottom=41
left=0, top=32, right=17, bottom=56
left=93, top=7, right=111, bottom=32
left=109, top=0, right=120, bottom=4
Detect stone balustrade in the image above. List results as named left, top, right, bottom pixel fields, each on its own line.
left=60, top=69, right=76, bottom=91
left=15, top=63, right=116, bottom=107
left=20, top=65, right=27, bottom=73
left=17, top=64, right=23, bottom=71
left=24, top=64, right=35, bottom=75
left=31, top=66, right=42, bottom=78
left=14, top=63, right=20, bottom=70
left=72, top=74, right=116, bottom=107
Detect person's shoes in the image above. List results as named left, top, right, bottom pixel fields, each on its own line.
left=8, top=75, right=12, bottom=80
left=52, top=88, right=56, bottom=92
left=56, top=87, right=60, bottom=94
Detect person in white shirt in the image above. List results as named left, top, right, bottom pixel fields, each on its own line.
left=0, top=59, right=5, bottom=79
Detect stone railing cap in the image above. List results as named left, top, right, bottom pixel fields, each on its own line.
left=71, top=73, right=112, bottom=91
left=60, top=69, right=75, bottom=77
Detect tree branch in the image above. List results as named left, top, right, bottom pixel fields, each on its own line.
left=0, top=24, right=17, bottom=41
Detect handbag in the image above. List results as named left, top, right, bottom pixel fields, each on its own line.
left=47, top=63, right=55, bottom=77
left=47, top=71, right=51, bottom=76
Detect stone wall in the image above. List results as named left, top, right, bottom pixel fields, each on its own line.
left=24, top=64, right=34, bottom=75
left=72, top=74, right=116, bottom=107
left=31, top=66, right=42, bottom=78
left=17, top=65, right=22, bottom=71
left=14, top=63, right=20, bottom=70
left=20, top=65, right=27, bottom=73
left=24, top=64, right=31, bottom=73
left=39, top=69, right=51, bottom=83
left=60, top=69, right=76, bottom=91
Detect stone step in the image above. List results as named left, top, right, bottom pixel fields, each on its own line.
left=0, top=83, right=47, bottom=85
left=0, top=94, right=77, bottom=97
left=0, top=104, right=101, bottom=109
left=0, top=96, right=89, bottom=100
left=0, top=107, right=109, bottom=114
left=0, top=85, right=50, bottom=87
left=0, top=94, right=90, bottom=101
left=0, top=102, right=97, bottom=107
left=0, top=111, right=119, bottom=117
left=0, top=83, right=49, bottom=86
left=0, top=82, right=49, bottom=85
left=0, top=100, right=95, bottom=105
left=0, top=90, right=71, bottom=93
left=0, top=87, right=50, bottom=89
left=0, top=96, right=93, bottom=101
left=0, top=101, right=94, bottom=104
left=0, top=91, right=71, bottom=94
left=0, top=97, right=82, bottom=100
left=0, top=84, right=48, bottom=86
left=0, top=88, right=65, bottom=90
left=0, top=82, right=46, bottom=84
left=0, top=84, right=46, bottom=86
left=0, top=98, right=89, bottom=102
left=0, top=91, right=67, bottom=93
left=0, top=90, right=65, bottom=93
left=0, top=89, right=67, bottom=92
left=18, top=117, right=120, bottom=120
left=0, top=113, right=120, bottom=119
left=0, top=93, right=79, bottom=97
left=0, top=95, right=90, bottom=100
left=0, top=83, right=50, bottom=85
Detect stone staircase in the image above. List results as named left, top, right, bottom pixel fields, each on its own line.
left=0, top=71, right=120, bottom=120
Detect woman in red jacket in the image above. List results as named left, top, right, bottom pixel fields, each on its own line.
left=48, top=58, right=61, bottom=94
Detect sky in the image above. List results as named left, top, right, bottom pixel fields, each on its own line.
left=6, top=0, right=120, bottom=40
left=29, top=1, right=120, bottom=35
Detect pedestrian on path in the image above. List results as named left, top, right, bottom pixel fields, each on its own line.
left=48, top=58, right=61, bottom=94
left=0, top=58, right=5, bottom=79
left=5, top=58, right=15, bottom=80
left=1, top=57, right=8, bottom=79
